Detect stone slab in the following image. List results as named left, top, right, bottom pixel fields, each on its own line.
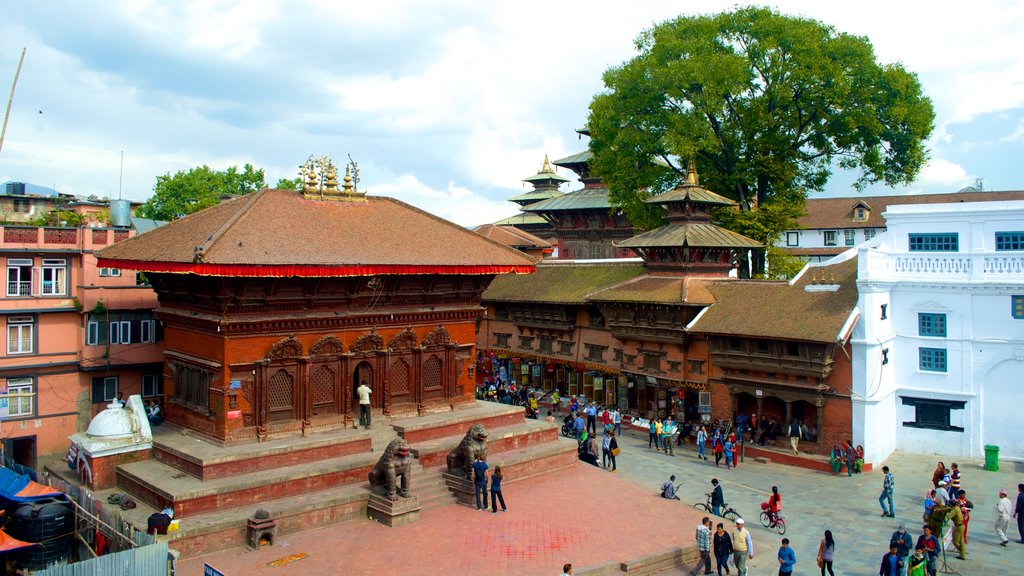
left=367, top=493, right=422, bottom=527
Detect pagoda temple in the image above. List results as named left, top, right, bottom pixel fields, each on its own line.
left=491, top=154, right=568, bottom=240
left=98, top=159, right=535, bottom=443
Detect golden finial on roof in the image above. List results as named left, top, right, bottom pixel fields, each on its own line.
left=540, top=154, right=555, bottom=174
left=810, top=272, right=818, bottom=284
left=685, top=157, right=699, bottom=186
left=300, top=154, right=366, bottom=201
left=324, top=160, right=339, bottom=192
left=828, top=271, right=836, bottom=284
left=343, top=166, right=354, bottom=193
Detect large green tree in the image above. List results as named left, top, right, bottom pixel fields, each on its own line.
left=140, top=163, right=266, bottom=220
left=588, top=7, right=935, bottom=274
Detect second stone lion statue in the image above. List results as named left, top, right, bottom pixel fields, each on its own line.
left=446, top=423, right=489, bottom=479
left=368, top=437, right=413, bottom=501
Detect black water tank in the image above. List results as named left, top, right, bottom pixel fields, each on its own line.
left=7, top=498, right=74, bottom=570
left=4, top=182, right=26, bottom=195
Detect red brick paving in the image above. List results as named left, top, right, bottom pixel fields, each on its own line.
left=178, top=461, right=704, bottom=575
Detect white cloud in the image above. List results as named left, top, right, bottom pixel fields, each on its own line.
left=999, top=120, right=1024, bottom=143
left=915, top=158, right=971, bottom=188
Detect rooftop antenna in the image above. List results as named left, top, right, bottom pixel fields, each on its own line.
left=974, top=177, right=983, bottom=192
left=0, top=48, right=27, bottom=157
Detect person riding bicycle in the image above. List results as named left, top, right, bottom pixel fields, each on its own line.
left=761, top=485, right=782, bottom=526
left=710, top=478, right=725, bottom=516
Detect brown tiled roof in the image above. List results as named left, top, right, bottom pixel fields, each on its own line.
left=616, top=223, right=761, bottom=249
left=586, top=275, right=715, bottom=305
left=799, top=190, right=1024, bottom=230
left=97, top=188, right=535, bottom=276
left=473, top=224, right=551, bottom=251
left=691, top=257, right=858, bottom=342
left=483, top=262, right=646, bottom=304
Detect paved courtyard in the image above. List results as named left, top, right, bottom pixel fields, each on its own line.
left=178, top=429, right=1023, bottom=575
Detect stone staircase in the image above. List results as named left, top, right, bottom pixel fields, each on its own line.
left=410, top=461, right=455, bottom=511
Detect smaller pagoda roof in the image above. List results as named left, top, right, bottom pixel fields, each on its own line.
left=522, top=187, right=611, bottom=212
left=522, top=155, right=571, bottom=184
left=492, top=212, right=549, bottom=226
left=586, top=275, right=715, bottom=305
left=474, top=224, right=551, bottom=251
left=484, top=261, right=645, bottom=304
left=616, top=222, right=761, bottom=249
left=553, top=150, right=592, bottom=167
left=507, top=189, right=564, bottom=204
left=647, top=159, right=737, bottom=206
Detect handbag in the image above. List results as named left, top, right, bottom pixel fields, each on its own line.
left=611, top=447, right=621, bottom=457
left=816, top=557, right=823, bottom=568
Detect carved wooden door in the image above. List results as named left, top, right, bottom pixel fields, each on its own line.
left=388, top=358, right=411, bottom=405
left=421, top=355, right=443, bottom=400
left=310, top=363, right=338, bottom=415
left=267, top=368, right=295, bottom=421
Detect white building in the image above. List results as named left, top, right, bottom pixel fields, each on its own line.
left=851, top=200, right=1024, bottom=464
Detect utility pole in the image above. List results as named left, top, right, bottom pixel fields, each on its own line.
left=0, top=47, right=27, bottom=157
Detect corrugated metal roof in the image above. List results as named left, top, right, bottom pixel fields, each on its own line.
left=492, top=212, right=549, bottom=226
left=523, top=187, right=612, bottom=212
left=507, top=190, right=564, bottom=203
left=647, top=183, right=737, bottom=206
left=616, top=223, right=761, bottom=248
left=553, top=150, right=592, bottom=166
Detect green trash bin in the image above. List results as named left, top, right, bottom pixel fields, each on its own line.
left=984, top=445, right=999, bottom=471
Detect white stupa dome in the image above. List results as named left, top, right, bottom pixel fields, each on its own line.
left=86, top=402, right=138, bottom=437
left=70, top=395, right=153, bottom=458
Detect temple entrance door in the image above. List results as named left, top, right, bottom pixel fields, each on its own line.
left=352, top=361, right=377, bottom=411
left=267, top=367, right=296, bottom=422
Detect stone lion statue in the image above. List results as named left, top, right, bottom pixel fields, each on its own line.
left=368, top=438, right=413, bottom=501
left=446, top=423, right=489, bottom=479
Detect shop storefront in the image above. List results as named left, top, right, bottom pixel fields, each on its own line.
left=478, top=348, right=621, bottom=406
left=622, top=373, right=711, bottom=421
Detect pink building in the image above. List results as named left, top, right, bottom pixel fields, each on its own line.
left=0, top=224, right=163, bottom=471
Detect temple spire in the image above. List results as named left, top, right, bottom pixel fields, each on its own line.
left=540, top=154, right=555, bottom=174
left=685, top=157, right=699, bottom=186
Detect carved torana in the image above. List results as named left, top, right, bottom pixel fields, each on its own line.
left=388, top=328, right=418, bottom=350
left=267, top=336, right=304, bottom=360
left=421, top=324, right=451, bottom=348
left=309, top=335, right=344, bottom=356
left=352, top=331, right=385, bottom=353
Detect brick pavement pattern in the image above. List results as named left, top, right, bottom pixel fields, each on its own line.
left=179, top=461, right=707, bottom=576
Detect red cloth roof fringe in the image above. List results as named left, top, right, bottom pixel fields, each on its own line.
left=97, top=259, right=535, bottom=277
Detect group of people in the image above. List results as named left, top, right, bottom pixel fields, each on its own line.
left=470, top=453, right=507, bottom=514
left=688, top=516, right=755, bottom=576
left=828, top=440, right=865, bottom=475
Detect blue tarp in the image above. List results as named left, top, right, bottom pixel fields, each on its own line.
left=0, top=466, right=62, bottom=503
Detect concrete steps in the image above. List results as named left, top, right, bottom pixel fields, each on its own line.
left=410, top=462, right=455, bottom=511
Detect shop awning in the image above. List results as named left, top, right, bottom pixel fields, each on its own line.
left=0, top=467, right=63, bottom=503
left=0, top=529, right=35, bottom=552
left=479, top=348, right=621, bottom=375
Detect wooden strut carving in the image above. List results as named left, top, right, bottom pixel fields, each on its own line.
left=421, top=324, right=451, bottom=348
left=388, top=328, right=418, bottom=350
left=352, top=331, right=385, bottom=353
left=309, top=335, right=344, bottom=356
left=267, top=336, right=303, bottom=360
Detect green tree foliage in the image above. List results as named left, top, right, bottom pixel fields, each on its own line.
left=30, top=209, right=86, bottom=227
left=588, top=7, right=935, bottom=272
left=275, top=177, right=302, bottom=190
left=140, top=164, right=266, bottom=220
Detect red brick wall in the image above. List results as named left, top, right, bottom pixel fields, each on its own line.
left=87, top=449, right=150, bottom=490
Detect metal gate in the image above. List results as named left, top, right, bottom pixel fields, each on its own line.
left=36, top=541, right=169, bottom=576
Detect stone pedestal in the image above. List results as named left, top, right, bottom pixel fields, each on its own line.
left=442, top=471, right=478, bottom=508
left=367, top=493, right=422, bottom=527
left=246, top=509, right=277, bottom=549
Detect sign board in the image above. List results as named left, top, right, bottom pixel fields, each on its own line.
left=229, top=380, right=242, bottom=390
left=204, top=564, right=226, bottom=576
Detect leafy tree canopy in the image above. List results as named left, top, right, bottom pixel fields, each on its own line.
left=140, top=163, right=266, bottom=220
left=275, top=176, right=302, bottom=190
left=588, top=6, right=935, bottom=240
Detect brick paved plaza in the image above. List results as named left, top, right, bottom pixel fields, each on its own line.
left=179, top=429, right=1022, bottom=575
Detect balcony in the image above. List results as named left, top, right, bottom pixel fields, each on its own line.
left=0, top=226, right=133, bottom=251
left=863, top=249, right=1024, bottom=283
left=7, top=281, right=30, bottom=297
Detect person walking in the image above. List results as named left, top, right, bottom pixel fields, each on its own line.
left=490, top=465, right=507, bottom=513
left=585, top=402, right=597, bottom=435
left=995, top=488, right=1014, bottom=546
left=356, top=380, right=372, bottom=429
left=817, top=530, right=835, bottom=576
left=880, top=544, right=904, bottom=576
left=723, top=437, right=734, bottom=470
left=777, top=538, right=796, bottom=576
left=787, top=419, right=800, bottom=454
left=697, top=425, right=708, bottom=460
left=713, top=522, right=733, bottom=576
left=648, top=419, right=660, bottom=450
left=879, top=465, right=895, bottom=518
left=731, top=518, right=753, bottom=576
left=472, top=454, right=489, bottom=511
left=890, top=523, right=913, bottom=576
left=710, top=478, right=725, bottom=517
left=916, top=525, right=939, bottom=576
left=562, top=563, right=574, bottom=576
left=907, top=547, right=927, bottom=576
left=690, top=517, right=713, bottom=576
left=1016, top=483, right=1024, bottom=543
left=612, top=407, right=622, bottom=436
left=662, top=416, right=676, bottom=456
left=602, top=431, right=619, bottom=472
left=713, top=436, right=724, bottom=466
left=843, top=440, right=855, bottom=476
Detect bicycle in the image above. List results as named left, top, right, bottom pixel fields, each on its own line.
left=693, top=493, right=740, bottom=521
left=759, top=510, right=787, bottom=535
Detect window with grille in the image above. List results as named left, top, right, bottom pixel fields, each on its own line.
left=311, top=365, right=336, bottom=405
left=538, top=336, right=554, bottom=354
left=995, top=232, right=1024, bottom=251
left=864, top=229, right=876, bottom=240
left=918, top=313, right=947, bottom=337
left=4, top=378, right=34, bottom=417
left=844, top=229, right=856, bottom=246
left=41, top=259, right=67, bottom=295
left=7, top=316, right=33, bottom=355
left=823, top=231, right=838, bottom=246
left=688, top=360, right=705, bottom=375
left=495, top=333, right=510, bottom=348
left=518, top=336, right=534, bottom=350
left=171, top=362, right=212, bottom=408
left=7, top=258, right=32, bottom=297
left=901, top=396, right=964, bottom=431
left=99, top=268, right=122, bottom=277
left=643, top=353, right=661, bottom=371
left=919, top=348, right=947, bottom=372
left=585, top=344, right=606, bottom=362
left=389, top=360, right=410, bottom=395
left=557, top=341, right=573, bottom=355
left=423, top=356, right=442, bottom=389
left=1014, top=296, right=1024, bottom=319
left=909, top=233, right=958, bottom=252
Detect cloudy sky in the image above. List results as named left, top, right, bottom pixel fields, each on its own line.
left=1, top=0, right=1023, bottom=227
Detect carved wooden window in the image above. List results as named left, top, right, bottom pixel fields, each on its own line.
left=494, top=306, right=509, bottom=320
left=643, top=353, right=661, bottom=372
left=423, top=356, right=442, bottom=389
left=557, top=341, right=573, bottom=355
left=390, top=359, right=410, bottom=394
left=172, top=362, right=211, bottom=410
left=785, top=342, right=801, bottom=357
left=495, top=333, right=511, bottom=348
left=538, top=336, right=554, bottom=354
left=518, top=336, right=534, bottom=350
left=756, top=340, right=770, bottom=354
left=311, top=365, right=335, bottom=407
left=614, top=349, right=623, bottom=362
left=585, top=344, right=606, bottom=362
left=268, top=369, right=293, bottom=410
left=688, top=360, right=704, bottom=375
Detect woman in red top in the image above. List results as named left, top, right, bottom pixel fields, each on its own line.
left=762, top=485, right=782, bottom=526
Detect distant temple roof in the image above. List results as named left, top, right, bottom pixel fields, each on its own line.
left=473, top=224, right=551, bottom=251
left=616, top=222, right=761, bottom=249
left=586, top=275, right=716, bottom=305
left=492, top=212, right=549, bottom=226
left=484, top=261, right=645, bottom=304
left=98, top=188, right=535, bottom=277
left=523, top=187, right=612, bottom=212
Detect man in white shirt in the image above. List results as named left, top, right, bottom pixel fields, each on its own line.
left=935, top=481, right=950, bottom=506
left=356, top=381, right=372, bottom=429
left=995, top=488, right=1014, bottom=545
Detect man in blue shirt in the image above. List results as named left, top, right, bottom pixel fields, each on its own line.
left=472, top=454, right=489, bottom=511
left=777, top=538, right=796, bottom=575
left=573, top=414, right=585, bottom=440
left=585, top=402, right=598, bottom=435
left=879, top=544, right=903, bottom=576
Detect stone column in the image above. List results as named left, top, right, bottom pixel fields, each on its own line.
left=784, top=401, right=792, bottom=424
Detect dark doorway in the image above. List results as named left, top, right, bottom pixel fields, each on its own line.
left=353, top=361, right=375, bottom=411
left=3, top=436, right=37, bottom=471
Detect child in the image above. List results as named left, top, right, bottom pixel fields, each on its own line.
left=490, top=465, right=507, bottom=513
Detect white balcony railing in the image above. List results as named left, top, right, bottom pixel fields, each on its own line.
left=883, top=252, right=1024, bottom=281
